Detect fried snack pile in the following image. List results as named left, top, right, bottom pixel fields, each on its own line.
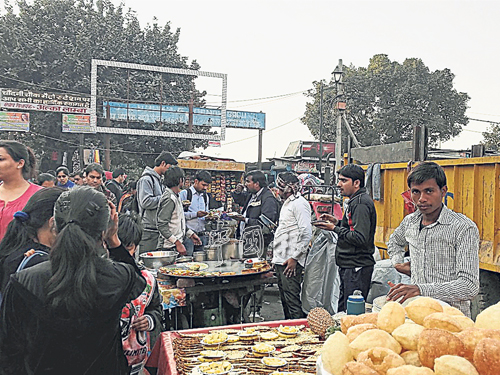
left=320, top=298, right=500, bottom=375
left=173, top=325, right=320, bottom=375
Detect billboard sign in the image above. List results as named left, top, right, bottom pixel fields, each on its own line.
left=301, top=141, right=335, bottom=158
left=0, top=111, right=29, bottom=132
left=104, top=101, right=265, bottom=130
left=62, top=114, right=93, bottom=133
left=92, top=60, right=227, bottom=140
left=208, top=140, right=221, bottom=147
left=0, top=88, right=90, bottom=114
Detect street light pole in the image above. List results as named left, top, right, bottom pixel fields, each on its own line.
left=319, top=82, right=324, bottom=175
left=319, top=59, right=348, bottom=176
left=333, top=59, right=344, bottom=171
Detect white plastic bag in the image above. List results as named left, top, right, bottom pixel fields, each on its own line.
left=302, top=231, right=340, bottom=315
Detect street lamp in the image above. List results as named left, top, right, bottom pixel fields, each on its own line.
left=318, top=59, right=343, bottom=177
left=333, top=60, right=344, bottom=171
left=332, top=62, right=343, bottom=84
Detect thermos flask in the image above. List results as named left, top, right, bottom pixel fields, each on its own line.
left=347, top=290, right=365, bottom=315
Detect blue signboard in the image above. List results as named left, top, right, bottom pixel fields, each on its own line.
left=103, top=101, right=265, bottom=130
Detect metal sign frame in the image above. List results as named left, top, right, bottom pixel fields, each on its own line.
left=90, top=59, right=227, bottom=141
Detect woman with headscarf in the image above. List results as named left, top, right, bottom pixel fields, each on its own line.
left=0, top=141, right=42, bottom=241
left=0, top=186, right=146, bottom=374
left=0, top=187, right=64, bottom=293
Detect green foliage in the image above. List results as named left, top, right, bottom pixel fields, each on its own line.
left=481, top=124, right=500, bottom=152
left=0, top=0, right=211, bottom=176
left=302, top=54, right=470, bottom=147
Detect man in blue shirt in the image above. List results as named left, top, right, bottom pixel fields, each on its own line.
left=179, top=170, right=213, bottom=256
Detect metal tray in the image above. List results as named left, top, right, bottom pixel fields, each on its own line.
left=158, top=260, right=272, bottom=279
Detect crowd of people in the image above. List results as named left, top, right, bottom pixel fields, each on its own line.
left=0, top=139, right=483, bottom=373
left=0, top=141, right=161, bottom=374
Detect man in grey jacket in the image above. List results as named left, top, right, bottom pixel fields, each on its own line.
left=157, top=166, right=201, bottom=255
left=137, top=151, right=177, bottom=255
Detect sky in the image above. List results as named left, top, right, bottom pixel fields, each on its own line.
left=115, top=0, right=500, bottom=162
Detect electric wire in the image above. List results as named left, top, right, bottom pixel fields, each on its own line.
left=0, top=72, right=307, bottom=106
left=3, top=72, right=500, bottom=146
left=28, top=131, right=184, bottom=155
left=221, top=117, right=300, bottom=146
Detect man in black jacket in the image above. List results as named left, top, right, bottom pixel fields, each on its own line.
left=232, top=171, right=280, bottom=252
left=106, top=168, right=126, bottom=203
left=317, top=164, right=376, bottom=312
left=232, top=170, right=280, bottom=321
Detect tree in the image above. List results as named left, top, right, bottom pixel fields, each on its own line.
left=302, top=54, right=470, bottom=147
left=481, top=123, right=500, bottom=151
left=0, top=0, right=211, bottom=177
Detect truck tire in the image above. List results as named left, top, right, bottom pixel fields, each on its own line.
left=471, top=269, right=500, bottom=319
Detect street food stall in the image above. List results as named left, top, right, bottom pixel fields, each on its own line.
left=136, top=156, right=273, bottom=329
left=146, top=319, right=317, bottom=375
left=146, top=297, right=500, bottom=375
left=177, top=158, right=245, bottom=212
left=157, top=259, right=275, bottom=329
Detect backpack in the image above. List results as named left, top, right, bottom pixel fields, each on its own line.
left=16, top=250, right=49, bottom=272
left=119, top=193, right=139, bottom=214
left=0, top=250, right=49, bottom=306
left=184, top=188, right=208, bottom=212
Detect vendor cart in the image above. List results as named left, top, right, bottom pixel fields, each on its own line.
left=157, top=260, right=276, bottom=330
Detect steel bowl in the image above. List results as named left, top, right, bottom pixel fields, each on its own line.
left=176, top=256, right=193, bottom=263
left=193, top=251, right=205, bottom=262
left=205, top=245, right=222, bottom=261
left=221, top=239, right=243, bottom=260
left=139, top=251, right=177, bottom=269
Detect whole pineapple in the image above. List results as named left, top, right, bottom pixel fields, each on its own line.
left=307, top=307, right=335, bottom=339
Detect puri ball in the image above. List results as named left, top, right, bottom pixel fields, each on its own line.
left=387, top=365, right=435, bottom=375
left=456, top=328, right=500, bottom=363
left=342, top=361, right=379, bottom=375
left=349, top=329, right=402, bottom=359
left=401, top=351, right=423, bottom=367
left=417, top=328, right=465, bottom=369
left=406, top=297, right=443, bottom=325
left=346, top=323, right=377, bottom=342
left=473, top=338, right=500, bottom=375
left=378, top=301, right=406, bottom=333
left=321, top=331, right=354, bottom=375
left=341, top=313, right=378, bottom=334
left=434, top=355, right=478, bottom=375
left=423, top=313, right=463, bottom=333
left=357, top=347, right=405, bottom=374
left=475, top=303, right=500, bottom=330
left=442, top=305, right=465, bottom=316
left=392, top=323, right=425, bottom=351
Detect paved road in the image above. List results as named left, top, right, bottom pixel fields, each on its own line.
left=254, top=284, right=286, bottom=322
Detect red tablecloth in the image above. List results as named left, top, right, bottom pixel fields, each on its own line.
left=146, top=319, right=309, bottom=375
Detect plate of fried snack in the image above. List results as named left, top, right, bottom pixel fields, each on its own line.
left=316, top=297, right=500, bottom=375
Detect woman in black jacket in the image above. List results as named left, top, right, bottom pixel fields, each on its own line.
left=0, top=187, right=64, bottom=293
left=0, top=186, right=146, bottom=374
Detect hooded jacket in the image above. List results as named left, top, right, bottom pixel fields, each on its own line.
left=0, top=245, right=146, bottom=375
left=137, top=167, right=164, bottom=231
left=333, top=187, right=377, bottom=268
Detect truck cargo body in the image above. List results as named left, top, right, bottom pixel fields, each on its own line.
left=371, top=156, right=500, bottom=312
